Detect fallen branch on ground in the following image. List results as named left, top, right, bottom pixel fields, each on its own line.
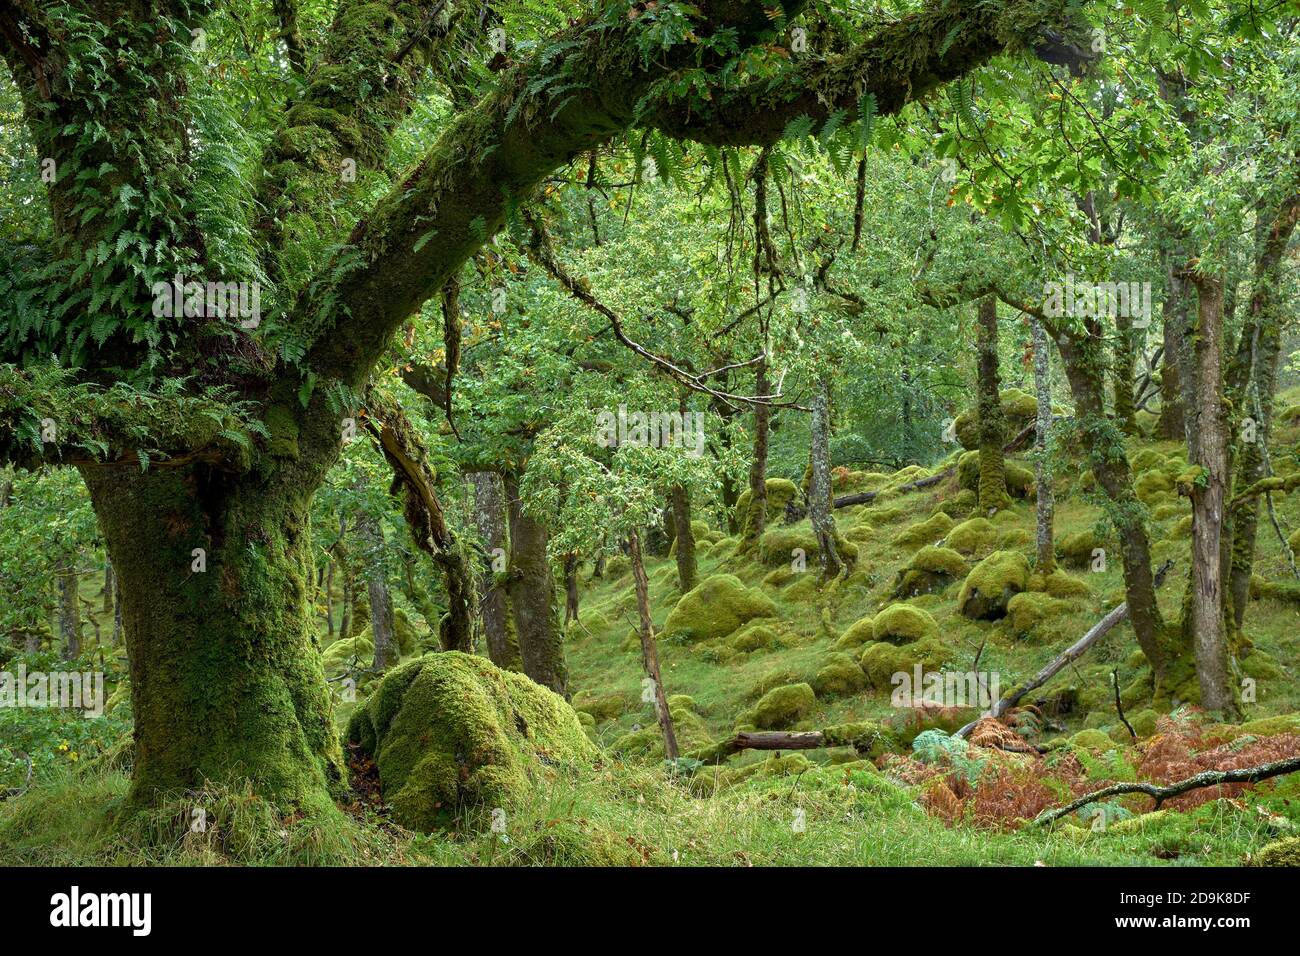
left=1030, top=754, right=1300, bottom=826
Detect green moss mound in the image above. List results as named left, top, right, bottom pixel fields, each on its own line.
left=895, top=546, right=968, bottom=598
left=812, top=652, right=867, bottom=698
left=345, top=653, right=597, bottom=832
left=834, top=615, right=876, bottom=651
left=322, top=634, right=374, bottom=676
left=1028, top=569, right=1092, bottom=600
left=736, top=478, right=799, bottom=535
left=946, top=517, right=997, bottom=555
left=730, top=622, right=782, bottom=652
left=1006, top=591, right=1074, bottom=637
left=953, top=388, right=1038, bottom=450
left=757, top=526, right=859, bottom=567
left=859, top=637, right=951, bottom=689
left=1057, top=530, right=1106, bottom=569
left=743, top=682, right=815, bottom=729
left=872, top=603, right=939, bottom=644
left=1252, top=836, right=1300, bottom=866
left=958, top=550, right=1030, bottom=620
left=891, top=512, right=955, bottom=548
left=662, top=574, right=777, bottom=643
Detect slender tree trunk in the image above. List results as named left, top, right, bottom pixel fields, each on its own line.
left=111, top=574, right=122, bottom=647
left=1156, top=258, right=1189, bottom=440
left=1228, top=193, right=1300, bottom=630
left=741, top=359, right=771, bottom=547
left=81, top=463, right=344, bottom=811
left=1057, top=324, right=1180, bottom=693
left=102, top=561, right=115, bottom=614
left=358, top=512, right=397, bottom=670
left=563, top=552, right=581, bottom=624
left=670, top=483, right=697, bottom=593
left=324, top=560, right=335, bottom=638
left=976, top=295, right=1011, bottom=512
left=504, top=471, right=567, bottom=696
left=628, top=528, right=678, bottom=759
left=809, top=375, right=845, bottom=579
left=1031, top=317, right=1056, bottom=573
left=58, top=560, right=80, bottom=660
left=1183, top=272, right=1236, bottom=716
left=470, top=471, right=521, bottom=670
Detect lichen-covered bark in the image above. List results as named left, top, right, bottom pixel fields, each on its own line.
left=357, top=511, right=396, bottom=671
left=57, top=562, right=79, bottom=659
left=976, top=296, right=1011, bottom=512
left=470, top=471, right=521, bottom=671
left=1056, top=322, right=1185, bottom=696
left=1030, top=317, right=1055, bottom=573
left=1156, top=258, right=1189, bottom=440
left=81, top=462, right=344, bottom=811
left=1182, top=272, right=1236, bottom=716
left=628, top=529, right=678, bottom=760
left=809, top=376, right=845, bottom=579
left=1112, top=309, right=1138, bottom=434
left=504, top=472, right=567, bottom=697
left=671, top=484, right=698, bottom=593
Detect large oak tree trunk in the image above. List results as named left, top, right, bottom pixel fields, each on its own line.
left=357, top=512, right=397, bottom=671
left=1030, top=317, right=1056, bottom=573
left=504, top=472, right=568, bottom=697
left=81, top=464, right=344, bottom=811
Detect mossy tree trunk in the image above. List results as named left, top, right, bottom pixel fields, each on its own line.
left=1182, top=271, right=1237, bottom=716
left=469, top=471, right=520, bottom=670
left=1113, top=309, right=1138, bottom=434
left=504, top=472, right=568, bottom=697
left=1227, top=192, right=1300, bottom=631
left=563, top=552, right=581, bottom=625
left=976, top=295, right=1011, bottom=513
left=1156, top=257, right=1190, bottom=440
left=357, top=511, right=396, bottom=671
left=742, top=359, right=772, bottom=547
left=1030, top=317, right=1056, bottom=573
left=1056, top=320, right=1185, bottom=694
left=671, top=483, right=698, bottom=594
left=81, top=462, right=344, bottom=812
left=809, top=375, right=845, bottom=580
left=628, top=529, right=678, bottom=760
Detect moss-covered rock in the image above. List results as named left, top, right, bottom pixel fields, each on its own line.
left=1005, top=591, right=1073, bottom=636
left=1070, top=728, right=1117, bottom=751
left=891, top=512, right=955, bottom=548
left=345, top=653, right=597, bottom=831
left=812, top=653, right=867, bottom=698
left=872, top=603, right=939, bottom=644
left=1134, top=469, right=1175, bottom=505
left=834, top=615, right=876, bottom=651
left=1027, top=569, right=1092, bottom=600
left=661, top=574, right=777, bottom=643
left=953, top=388, right=1038, bottom=450
left=894, top=546, right=968, bottom=598
left=571, top=690, right=626, bottom=722
left=757, top=526, right=858, bottom=567
left=859, top=637, right=951, bottom=690
left=744, top=682, right=816, bottom=729
left=1238, top=714, right=1300, bottom=737
left=322, top=634, right=374, bottom=676
left=945, top=517, right=997, bottom=555
left=736, top=478, right=799, bottom=536
left=958, top=550, right=1030, bottom=620
left=1057, top=530, right=1106, bottom=569
left=730, top=622, right=781, bottom=652
left=1252, top=836, right=1300, bottom=867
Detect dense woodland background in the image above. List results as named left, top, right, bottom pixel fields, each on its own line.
left=2, top=0, right=1300, bottom=866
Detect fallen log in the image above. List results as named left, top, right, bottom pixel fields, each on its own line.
left=690, top=730, right=826, bottom=764
left=954, top=559, right=1174, bottom=739
left=1031, top=754, right=1300, bottom=827
left=833, top=422, right=1036, bottom=510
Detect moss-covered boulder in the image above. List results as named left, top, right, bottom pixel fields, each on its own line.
left=661, top=574, right=777, bottom=643
left=611, top=697, right=713, bottom=758
left=322, top=634, right=374, bottom=676
left=1134, top=469, right=1175, bottom=505
left=891, top=512, right=955, bottom=548
left=945, top=517, right=997, bottom=555
left=345, top=653, right=597, bottom=832
left=1057, top=530, right=1106, bottom=569
left=571, top=690, right=626, bottom=723
left=859, top=637, right=951, bottom=690
left=757, top=526, right=858, bottom=567
left=894, top=545, right=968, bottom=598
left=958, top=550, right=1030, bottom=620
left=1252, top=836, right=1300, bottom=867
left=1027, top=569, right=1092, bottom=600
left=1005, top=591, right=1073, bottom=637
left=1070, top=728, right=1117, bottom=751
left=737, top=478, right=799, bottom=535
left=872, top=603, right=939, bottom=644
left=730, top=622, right=782, bottom=652
left=834, top=615, right=876, bottom=651
left=812, top=653, right=867, bottom=698
left=743, top=682, right=816, bottom=729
